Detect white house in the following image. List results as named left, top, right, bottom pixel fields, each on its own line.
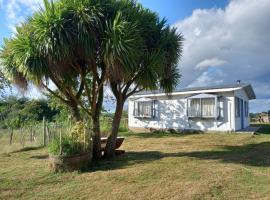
left=128, top=83, right=256, bottom=132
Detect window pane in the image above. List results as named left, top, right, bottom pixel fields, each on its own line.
left=189, top=99, right=201, bottom=117
left=235, top=97, right=240, bottom=117
left=134, top=101, right=152, bottom=117
left=202, top=98, right=215, bottom=117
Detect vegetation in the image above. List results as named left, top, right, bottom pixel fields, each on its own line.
left=48, top=136, right=83, bottom=156
left=48, top=121, right=91, bottom=156
left=103, top=1, right=183, bottom=157
left=0, top=0, right=183, bottom=159
left=0, top=96, right=58, bottom=128
left=0, top=70, right=10, bottom=97
left=1, top=124, right=270, bottom=199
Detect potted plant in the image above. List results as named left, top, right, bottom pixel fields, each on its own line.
left=48, top=122, right=92, bottom=172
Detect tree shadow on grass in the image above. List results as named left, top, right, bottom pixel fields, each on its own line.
left=119, top=131, right=203, bottom=139
left=30, top=154, right=48, bottom=159
left=252, top=123, right=270, bottom=134
left=87, top=141, right=270, bottom=172
left=11, top=146, right=44, bottom=153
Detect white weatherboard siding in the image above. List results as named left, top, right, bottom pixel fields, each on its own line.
left=128, top=84, right=256, bottom=132
left=234, top=89, right=250, bottom=130
left=129, top=92, right=235, bottom=131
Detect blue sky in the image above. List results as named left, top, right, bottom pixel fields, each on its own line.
left=138, top=0, right=228, bottom=24
left=0, top=0, right=270, bottom=113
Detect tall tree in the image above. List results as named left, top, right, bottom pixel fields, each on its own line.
left=103, top=1, right=183, bottom=157
left=0, top=0, right=107, bottom=158
left=0, top=0, right=183, bottom=159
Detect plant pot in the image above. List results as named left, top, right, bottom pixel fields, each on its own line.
left=49, top=152, right=92, bottom=172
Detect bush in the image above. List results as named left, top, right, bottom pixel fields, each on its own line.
left=48, top=136, right=83, bottom=156
left=48, top=121, right=92, bottom=156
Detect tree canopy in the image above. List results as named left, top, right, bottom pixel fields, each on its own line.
left=0, top=0, right=183, bottom=158
left=0, top=96, right=58, bottom=128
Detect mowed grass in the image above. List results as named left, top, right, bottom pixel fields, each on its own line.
left=1, top=124, right=270, bottom=199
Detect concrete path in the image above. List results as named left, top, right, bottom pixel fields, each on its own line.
left=237, top=126, right=260, bottom=134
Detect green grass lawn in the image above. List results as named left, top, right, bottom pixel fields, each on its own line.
left=1, top=124, right=270, bottom=199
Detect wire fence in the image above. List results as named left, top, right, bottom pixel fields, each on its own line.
left=0, top=117, right=128, bottom=154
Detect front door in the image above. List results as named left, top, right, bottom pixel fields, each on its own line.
left=240, top=99, right=244, bottom=129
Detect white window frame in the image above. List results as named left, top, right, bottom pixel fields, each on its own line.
left=187, top=94, right=218, bottom=119
left=235, top=97, right=241, bottom=118
left=133, top=98, right=155, bottom=118
left=244, top=101, right=249, bottom=117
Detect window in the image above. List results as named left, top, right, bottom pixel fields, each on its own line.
left=187, top=95, right=217, bottom=118
left=189, top=99, right=200, bottom=117
left=235, top=97, right=240, bottom=117
left=244, top=101, right=249, bottom=117
left=218, top=96, right=224, bottom=118
left=134, top=101, right=154, bottom=118
left=202, top=98, right=215, bottom=117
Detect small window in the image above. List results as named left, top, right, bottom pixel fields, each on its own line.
left=218, top=96, right=224, bottom=118
left=235, top=97, right=241, bottom=117
left=244, top=101, right=249, bottom=117
left=134, top=101, right=153, bottom=118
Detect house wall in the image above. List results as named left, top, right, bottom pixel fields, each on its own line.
left=234, top=89, right=250, bottom=130
left=128, top=91, right=236, bottom=132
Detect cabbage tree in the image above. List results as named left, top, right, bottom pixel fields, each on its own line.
left=0, top=0, right=106, bottom=158
left=104, top=1, right=183, bottom=157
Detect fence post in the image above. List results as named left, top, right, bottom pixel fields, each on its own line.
left=43, top=116, right=46, bottom=146
left=46, top=125, right=50, bottom=143
left=30, top=126, right=33, bottom=142
left=9, top=127, right=13, bottom=145
left=59, top=128, right=62, bottom=155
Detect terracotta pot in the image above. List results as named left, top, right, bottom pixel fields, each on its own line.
left=49, top=152, right=92, bottom=172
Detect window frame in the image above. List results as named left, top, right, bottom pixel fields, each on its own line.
left=187, top=94, right=218, bottom=119
left=133, top=99, right=155, bottom=119
left=244, top=101, right=249, bottom=117
left=235, top=97, right=241, bottom=118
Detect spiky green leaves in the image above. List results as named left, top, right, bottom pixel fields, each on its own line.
left=103, top=11, right=140, bottom=82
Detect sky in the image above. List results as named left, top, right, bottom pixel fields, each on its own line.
left=0, top=0, right=269, bottom=113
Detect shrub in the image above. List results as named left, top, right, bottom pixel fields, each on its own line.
left=48, top=121, right=92, bottom=156
left=48, top=136, right=83, bottom=156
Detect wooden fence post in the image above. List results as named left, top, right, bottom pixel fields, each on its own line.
left=30, top=127, right=33, bottom=142
left=9, top=128, right=13, bottom=145
left=46, top=125, right=50, bottom=143
left=59, top=128, right=62, bottom=155
left=43, top=116, right=46, bottom=146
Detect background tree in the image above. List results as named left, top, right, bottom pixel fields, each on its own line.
left=0, top=96, right=58, bottom=128
left=0, top=69, right=10, bottom=98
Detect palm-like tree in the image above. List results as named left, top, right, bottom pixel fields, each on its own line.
left=0, top=0, right=107, bottom=158
left=103, top=1, right=183, bottom=157
left=0, top=0, right=183, bottom=159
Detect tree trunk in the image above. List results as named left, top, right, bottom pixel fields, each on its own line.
left=104, top=98, right=124, bottom=158
left=92, top=116, right=102, bottom=159
left=91, top=87, right=103, bottom=159
left=69, top=102, right=81, bottom=122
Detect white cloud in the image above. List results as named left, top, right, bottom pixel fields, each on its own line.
left=195, top=57, right=226, bottom=69
left=188, top=68, right=224, bottom=88
left=174, top=0, right=270, bottom=112
left=2, top=0, right=42, bottom=33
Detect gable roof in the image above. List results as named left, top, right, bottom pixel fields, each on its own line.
left=130, top=83, right=256, bottom=100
